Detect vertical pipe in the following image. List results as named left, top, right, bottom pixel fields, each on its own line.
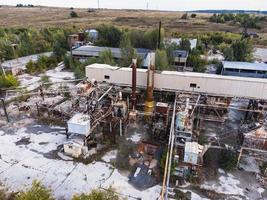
left=1, top=99, right=9, bottom=122
left=131, top=59, right=137, bottom=110
left=146, top=53, right=155, bottom=110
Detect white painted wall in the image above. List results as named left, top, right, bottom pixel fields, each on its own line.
left=86, top=64, right=267, bottom=100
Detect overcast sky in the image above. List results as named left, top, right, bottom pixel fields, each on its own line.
left=3, top=0, right=267, bottom=11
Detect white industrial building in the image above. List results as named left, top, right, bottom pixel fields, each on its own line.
left=86, top=64, right=267, bottom=100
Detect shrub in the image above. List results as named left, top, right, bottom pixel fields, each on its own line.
left=187, top=49, right=206, bottom=72
left=96, top=24, right=122, bottom=47
left=72, top=188, right=120, bottom=200
left=16, top=180, right=54, bottom=200
left=231, top=39, right=253, bottom=62
left=0, top=74, right=19, bottom=88
left=26, top=55, right=58, bottom=74
left=120, top=32, right=137, bottom=67
left=99, top=49, right=116, bottom=66
left=191, top=14, right=197, bottom=18
left=155, top=49, right=169, bottom=71
left=70, top=11, right=78, bottom=18
left=181, top=13, right=188, bottom=20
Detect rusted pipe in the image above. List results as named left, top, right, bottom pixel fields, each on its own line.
left=146, top=53, right=155, bottom=107
left=131, top=59, right=137, bottom=110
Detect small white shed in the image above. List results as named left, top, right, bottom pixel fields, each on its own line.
left=67, top=113, right=91, bottom=136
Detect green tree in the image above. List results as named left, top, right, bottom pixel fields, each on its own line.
left=187, top=49, right=206, bottom=72
left=120, top=33, right=137, bottom=67
left=16, top=180, right=54, bottom=200
left=165, top=42, right=179, bottom=65
left=72, top=188, right=120, bottom=200
left=222, top=46, right=234, bottom=61
left=96, top=24, right=122, bottom=47
left=179, top=38, right=191, bottom=52
left=99, top=49, right=116, bottom=65
left=231, top=39, right=253, bottom=61
left=155, top=49, right=169, bottom=71
left=143, top=28, right=164, bottom=50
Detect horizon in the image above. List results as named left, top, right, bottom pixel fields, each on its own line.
left=2, top=4, right=267, bottom=12
left=2, top=0, right=267, bottom=11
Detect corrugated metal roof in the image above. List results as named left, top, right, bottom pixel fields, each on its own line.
left=72, top=45, right=152, bottom=60
left=223, top=61, right=267, bottom=71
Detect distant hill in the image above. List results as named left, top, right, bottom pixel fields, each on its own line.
left=192, top=10, right=267, bottom=15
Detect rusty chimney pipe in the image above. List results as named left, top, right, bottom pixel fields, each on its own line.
left=145, top=53, right=155, bottom=110
left=131, top=59, right=137, bottom=110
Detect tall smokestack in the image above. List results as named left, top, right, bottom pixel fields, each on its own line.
left=145, top=53, right=155, bottom=112
left=131, top=59, right=137, bottom=110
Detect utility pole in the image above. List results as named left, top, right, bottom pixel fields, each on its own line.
left=158, top=21, right=162, bottom=49
left=98, top=0, right=100, bottom=9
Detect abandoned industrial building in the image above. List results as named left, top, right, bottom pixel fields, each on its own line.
left=1, top=5, right=267, bottom=199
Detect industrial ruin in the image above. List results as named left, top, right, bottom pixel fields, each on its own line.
left=1, top=53, right=267, bottom=199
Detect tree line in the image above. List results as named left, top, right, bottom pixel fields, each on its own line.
left=0, top=24, right=255, bottom=88
left=209, top=13, right=267, bottom=30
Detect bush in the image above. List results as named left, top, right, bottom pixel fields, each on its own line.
left=155, top=49, right=169, bottom=71
left=0, top=74, right=19, bottom=88
left=181, top=13, right=188, bottom=20
left=96, top=24, right=122, bottom=47
left=70, top=11, right=78, bottom=18
left=187, top=49, right=206, bottom=72
left=99, top=49, right=116, bottom=66
left=129, top=28, right=164, bottom=50
left=231, top=39, right=253, bottom=62
left=120, top=32, right=137, bottom=67
left=16, top=180, right=54, bottom=200
left=72, top=188, right=119, bottom=200
left=26, top=55, right=58, bottom=74
left=191, top=14, right=197, bottom=18
left=179, top=38, right=191, bottom=52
